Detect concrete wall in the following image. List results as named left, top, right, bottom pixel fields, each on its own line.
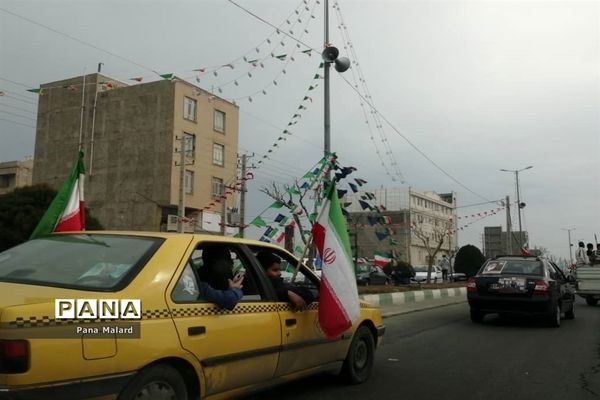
left=32, top=74, right=239, bottom=231
left=0, top=159, right=33, bottom=194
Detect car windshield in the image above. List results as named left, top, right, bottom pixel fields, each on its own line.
left=414, top=266, right=429, bottom=272
left=481, top=260, right=544, bottom=276
left=0, top=234, right=163, bottom=289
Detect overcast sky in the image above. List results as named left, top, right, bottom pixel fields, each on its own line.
left=0, top=0, right=598, bottom=261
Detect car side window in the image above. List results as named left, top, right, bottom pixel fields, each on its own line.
left=171, top=243, right=267, bottom=303
left=251, top=246, right=320, bottom=299
left=549, top=263, right=566, bottom=281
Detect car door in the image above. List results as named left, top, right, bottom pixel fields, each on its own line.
left=549, top=261, right=575, bottom=309
left=246, top=245, right=348, bottom=376
left=166, top=241, right=281, bottom=396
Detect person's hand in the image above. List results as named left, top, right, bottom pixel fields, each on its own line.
left=288, top=290, right=306, bottom=311
left=228, top=277, right=244, bottom=290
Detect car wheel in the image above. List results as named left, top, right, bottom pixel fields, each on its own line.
left=117, top=364, right=187, bottom=400
left=564, top=303, right=575, bottom=320
left=340, top=326, right=375, bottom=384
left=547, top=303, right=561, bottom=328
left=585, top=297, right=598, bottom=306
left=470, top=308, right=484, bottom=323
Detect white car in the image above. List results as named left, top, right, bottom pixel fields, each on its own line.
left=411, top=265, right=444, bottom=283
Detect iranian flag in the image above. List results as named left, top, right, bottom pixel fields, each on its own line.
left=30, top=152, right=86, bottom=239
left=373, top=251, right=391, bottom=267
left=312, top=183, right=359, bottom=338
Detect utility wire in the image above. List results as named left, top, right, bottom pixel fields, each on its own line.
left=0, top=7, right=160, bottom=75
left=226, top=0, right=319, bottom=52
left=339, top=74, right=492, bottom=203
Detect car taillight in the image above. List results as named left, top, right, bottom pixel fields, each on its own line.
left=533, top=280, right=549, bottom=296
left=0, top=340, right=29, bottom=373
left=467, top=277, right=477, bottom=292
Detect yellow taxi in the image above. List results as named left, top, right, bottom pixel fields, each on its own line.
left=0, top=232, right=385, bottom=400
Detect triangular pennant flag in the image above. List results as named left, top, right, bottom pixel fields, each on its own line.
left=287, top=186, right=301, bottom=195
left=375, top=230, right=389, bottom=241
left=274, top=213, right=286, bottom=223
left=130, top=77, right=143, bottom=82
left=358, top=200, right=371, bottom=210
left=348, top=182, right=358, bottom=193
left=367, top=216, right=378, bottom=226
left=270, top=201, right=285, bottom=209
left=27, top=88, right=43, bottom=94
left=337, top=189, right=348, bottom=199
left=275, top=54, right=287, bottom=60
left=250, top=216, right=267, bottom=227
left=159, top=73, right=174, bottom=80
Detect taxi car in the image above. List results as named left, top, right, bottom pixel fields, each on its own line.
left=0, top=232, right=385, bottom=400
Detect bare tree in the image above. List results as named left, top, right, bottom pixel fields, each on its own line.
left=260, top=181, right=313, bottom=246
left=411, top=215, right=451, bottom=283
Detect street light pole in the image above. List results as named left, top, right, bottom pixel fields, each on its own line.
left=324, top=0, right=330, bottom=157
left=561, top=227, right=575, bottom=265
left=500, top=165, right=533, bottom=246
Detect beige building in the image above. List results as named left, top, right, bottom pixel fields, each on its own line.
left=0, top=158, right=33, bottom=195
left=32, top=73, right=239, bottom=231
left=346, top=188, right=457, bottom=265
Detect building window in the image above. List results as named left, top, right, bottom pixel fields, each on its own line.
left=184, top=133, right=195, bottom=158
left=184, top=170, right=194, bottom=194
left=0, top=174, right=12, bottom=188
left=214, top=110, right=225, bottom=133
left=184, top=97, right=197, bottom=121
left=213, top=143, right=224, bottom=166
left=212, top=177, right=223, bottom=198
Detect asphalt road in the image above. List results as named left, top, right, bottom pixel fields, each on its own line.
left=245, top=297, right=600, bottom=400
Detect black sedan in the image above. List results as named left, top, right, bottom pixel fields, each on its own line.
left=356, top=265, right=390, bottom=286
left=467, top=256, right=576, bottom=327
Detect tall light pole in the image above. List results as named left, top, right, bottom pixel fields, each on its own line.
left=561, top=227, right=575, bottom=265
left=500, top=165, right=533, bottom=246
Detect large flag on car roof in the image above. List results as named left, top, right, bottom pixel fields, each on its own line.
left=312, top=182, right=360, bottom=338
left=30, top=151, right=86, bottom=239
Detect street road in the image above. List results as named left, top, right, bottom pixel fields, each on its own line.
left=246, top=297, right=600, bottom=400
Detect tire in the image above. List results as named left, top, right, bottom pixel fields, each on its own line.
left=585, top=297, right=598, bottom=306
left=546, top=303, right=561, bottom=328
left=117, top=364, right=188, bottom=400
left=340, top=326, right=375, bottom=384
left=564, top=303, right=575, bottom=320
left=470, top=308, right=484, bottom=323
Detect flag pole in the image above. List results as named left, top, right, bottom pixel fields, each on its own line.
left=78, top=69, right=86, bottom=152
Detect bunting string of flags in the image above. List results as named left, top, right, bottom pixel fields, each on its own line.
left=248, top=154, right=336, bottom=246
left=193, top=64, right=324, bottom=215
left=331, top=1, right=405, bottom=184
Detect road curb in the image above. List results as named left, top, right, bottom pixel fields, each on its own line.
left=359, top=287, right=467, bottom=306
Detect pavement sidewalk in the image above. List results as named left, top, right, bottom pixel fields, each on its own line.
left=359, top=287, right=467, bottom=318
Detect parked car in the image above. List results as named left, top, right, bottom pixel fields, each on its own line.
left=356, top=265, right=390, bottom=286
left=467, top=255, right=576, bottom=326
left=449, top=271, right=467, bottom=281
left=0, top=232, right=385, bottom=399
left=411, top=265, right=443, bottom=283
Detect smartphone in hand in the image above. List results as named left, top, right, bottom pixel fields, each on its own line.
left=233, top=271, right=245, bottom=283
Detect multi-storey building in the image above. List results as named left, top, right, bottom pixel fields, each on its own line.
left=483, top=226, right=528, bottom=258
left=346, top=188, right=457, bottom=265
left=0, top=158, right=33, bottom=195
left=32, top=73, right=239, bottom=231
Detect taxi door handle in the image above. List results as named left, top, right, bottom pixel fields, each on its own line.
left=188, top=326, right=206, bottom=336
left=285, top=318, right=297, bottom=327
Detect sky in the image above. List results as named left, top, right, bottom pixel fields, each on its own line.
left=0, top=0, right=598, bottom=261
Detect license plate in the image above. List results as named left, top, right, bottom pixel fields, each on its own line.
left=498, top=277, right=526, bottom=292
